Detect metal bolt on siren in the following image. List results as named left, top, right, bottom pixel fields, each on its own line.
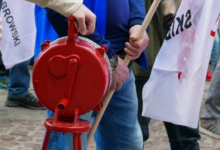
left=32, top=15, right=112, bottom=150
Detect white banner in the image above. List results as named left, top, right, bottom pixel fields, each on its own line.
left=0, top=0, right=36, bottom=69
left=142, top=0, right=220, bottom=128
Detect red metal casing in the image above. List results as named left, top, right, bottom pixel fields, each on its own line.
left=32, top=16, right=110, bottom=117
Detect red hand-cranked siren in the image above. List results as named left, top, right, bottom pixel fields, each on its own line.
left=32, top=15, right=111, bottom=150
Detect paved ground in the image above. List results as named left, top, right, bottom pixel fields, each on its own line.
left=0, top=67, right=219, bottom=150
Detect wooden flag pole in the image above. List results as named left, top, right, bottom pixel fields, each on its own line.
left=87, top=0, right=161, bottom=147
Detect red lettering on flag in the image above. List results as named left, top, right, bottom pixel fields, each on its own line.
left=178, top=72, right=182, bottom=80
left=216, top=13, right=220, bottom=22
left=210, top=30, right=216, bottom=37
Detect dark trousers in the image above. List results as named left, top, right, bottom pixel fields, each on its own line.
left=163, top=122, right=200, bottom=150
left=8, top=59, right=31, bottom=98
left=136, top=78, right=201, bottom=150
left=0, top=52, right=9, bottom=76
left=136, top=78, right=151, bottom=141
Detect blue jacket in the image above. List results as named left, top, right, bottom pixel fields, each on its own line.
left=35, top=0, right=148, bottom=68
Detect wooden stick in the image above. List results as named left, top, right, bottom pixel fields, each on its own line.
left=87, top=0, right=161, bottom=147
left=87, top=90, right=114, bottom=146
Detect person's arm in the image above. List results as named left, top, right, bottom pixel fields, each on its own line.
left=26, top=0, right=81, bottom=17
left=27, top=0, right=95, bottom=35
left=84, top=29, right=129, bottom=91
left=128, top=0, right=146, bottom=28
left=84, top=30, right=130, bottom=91
left=84, top=30, right=114, bottom=58
left=125, top=0, right=149, bottom=60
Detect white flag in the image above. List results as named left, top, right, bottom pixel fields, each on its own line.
left=0, top=0, right=36, bottom=69
left=142, top=0, right=220, bottom=128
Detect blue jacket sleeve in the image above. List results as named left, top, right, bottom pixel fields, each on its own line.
left=45, top=8, right=115, bottom=59
left=129, top=0, right=146, bottom=28
left=84, top=30, right=115, bottom=58
left=129, top=0, right=148, bottom=69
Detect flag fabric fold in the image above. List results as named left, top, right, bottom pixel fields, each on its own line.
left=142, top=0, right=220, bottom=128
left=0, top=0, right=36, bottom=69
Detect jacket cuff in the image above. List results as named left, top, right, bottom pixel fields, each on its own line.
left=47, top=0, right=83, bottom=17
left=129, top=18, right=144, bottom=28
left=129, top=19, right=150, bottom=32
left=27, top=0, right=83, bottom=17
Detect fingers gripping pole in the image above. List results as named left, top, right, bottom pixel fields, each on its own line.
left=124, top=0, right=161, bottom=66
left=87, top=0, right=161, bottom=147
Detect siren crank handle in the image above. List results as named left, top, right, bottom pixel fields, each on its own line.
left=87, top=0, right=162, bottom=147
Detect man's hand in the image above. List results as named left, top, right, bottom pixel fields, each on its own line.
left=111, top=57, right=129, bottom=91
left=124, top=25, right=149, bottom=60
left=0, top=18, right=3, bottom=41
left=73, top=4, right=96, bottom=36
